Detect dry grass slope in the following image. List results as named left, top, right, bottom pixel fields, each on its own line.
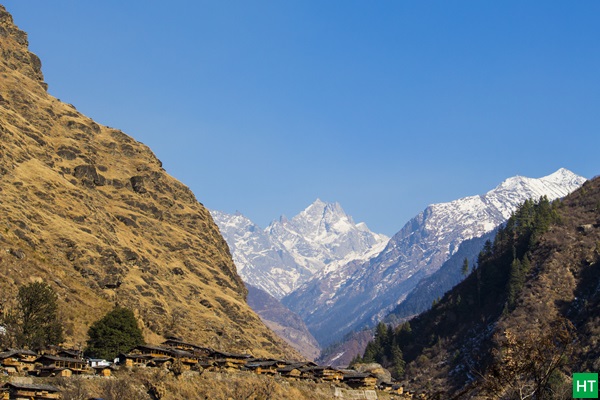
left=0, top=4, right=299, bottom=360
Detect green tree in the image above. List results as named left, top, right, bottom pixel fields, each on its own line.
left=391, top=343, right=406, bottom=378
left=461, top=258, right=470, bottom=277
left=85, top=306, right=144, bottom=360
left=14, top=282, right=64, bottom=350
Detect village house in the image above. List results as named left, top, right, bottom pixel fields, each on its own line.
left=129, top=345, right=198, bottom=370
left=341, top=370, right=379, bottom=389
left=277, top=362, right=318, bottom=379
left=161, top=337, right=212, bottom=358
left=35, top=355, right=92, bottom=376
left=116, top=352, right=156, bottom=368
left=131, top=345, right=173, bottom=358
left=87, top=358, right=113, bottom=377
left=1, top=382, right=60, bottom=400
left=300, top=365, right=344, bottom=382
left=210, top=350, right=252, bottom=372
left=244, top=359, right=288, bottom=375
left=0, top=349, right=38, bottom=375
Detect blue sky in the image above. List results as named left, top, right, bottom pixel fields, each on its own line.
left=4, top=1, right=599, bottom=235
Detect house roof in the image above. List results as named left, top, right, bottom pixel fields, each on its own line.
left=3, top=382, right=60, bottom=392
left=278, top=363, right=311, bottom=373
left=210, top=350, right=252, bottom=359
left=0, top=349, right=38, bottom=358
left=245, top=360, right=280, bottom=368
left=37, top=355, right=87, bottom=364
left=118, top=353, right=155, bottom=360
left=162, top=338, right=212, bottom=351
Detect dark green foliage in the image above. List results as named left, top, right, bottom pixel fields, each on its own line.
left=12, top=282, right=64, bottom=350
left=85, top=306, right=144, bottom=360
left=355, top=322, right=408, bottom=379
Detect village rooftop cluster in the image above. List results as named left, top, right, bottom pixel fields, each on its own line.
left=0, top=336, right=415, bottom=399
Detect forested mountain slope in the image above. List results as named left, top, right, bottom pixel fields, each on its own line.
left=356, top=176, right=600, bottom=399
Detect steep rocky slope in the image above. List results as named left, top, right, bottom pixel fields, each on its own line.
left=0, top=5, right=297, bottom=359
left=284, top=169, right=585, bottom=347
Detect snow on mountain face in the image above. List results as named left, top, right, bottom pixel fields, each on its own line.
left=283, top=169, right=587, bottom=347
left=210, top=200, right=388, bottom=299
left=266, top=199, right=389, bottom=276
left=209, top=210, right=307, bottom=298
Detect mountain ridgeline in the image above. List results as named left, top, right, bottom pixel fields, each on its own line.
left=284, top=169, right=585, bottom=349
left=211, top=200, right=388, bottom=299
left=0, top=5, right=298, bottom=360
left=356, top=177, right=600, bottom=398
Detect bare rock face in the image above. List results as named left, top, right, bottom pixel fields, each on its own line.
left=0, top=5, right=298, bottom=360
left=0, top=6, right=46, bottom=89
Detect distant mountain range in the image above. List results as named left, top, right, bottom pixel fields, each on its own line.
left=211, top=199, right=388, bottom=299
left=283, top=168, right=586, bottom=347
left=212, top=168, right=586, bottom=356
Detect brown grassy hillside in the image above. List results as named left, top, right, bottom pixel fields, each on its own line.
left=0, top=4, right=299, bottom=360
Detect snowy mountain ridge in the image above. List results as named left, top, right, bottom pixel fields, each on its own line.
left=282, top=168, right=587, bottom=347
left=210, top=200, right=389, bottom=299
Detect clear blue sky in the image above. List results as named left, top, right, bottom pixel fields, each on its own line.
left=4, top=1, right=599, bottom=235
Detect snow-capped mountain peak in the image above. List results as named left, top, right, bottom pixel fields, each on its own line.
left=211, top=200, right=388, bottom=299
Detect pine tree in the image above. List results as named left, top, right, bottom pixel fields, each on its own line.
left=391, top=343, right=406, bottom=378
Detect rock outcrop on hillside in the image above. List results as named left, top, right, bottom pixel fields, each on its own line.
left=0, top=5, right=298, bottom=359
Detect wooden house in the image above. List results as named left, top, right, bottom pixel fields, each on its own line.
left=211, top=350, right=252, bottom=371
left=341, top=371, right=378, bottom=389
left=130, top=345, right=198, bottom=367
left=379, top=381, right=404, bottom=394
left=91, top=366, right=112, bottom=377
left=1, top=382, right=61, bottom=399
left=167, top=349, right=198, bottom=368
left=37, top=366, right=74, bottom=377
left=131, top=345, right=173, bottom=358
left=36, top=355, right=91, bottom=375
left=56, top=349, right=82, bottom=360
left=244, top=360, right=281, bottom=375
left=247, top=358, right=288, bottom=368
left=161, top=338, right=212, bottom=358
left=0, top=349, right=39, bottom=374
left=116, top=353, right=154, bottom=367
left=277, top=362, right=318, bottom=379
left=301, top=366, right=344, bottom=382
left=277, top=363, right=304, bottom=379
